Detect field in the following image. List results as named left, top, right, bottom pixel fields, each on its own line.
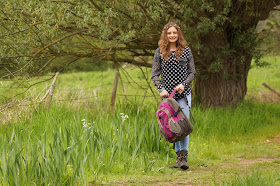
left=0, top=56, right=279, bottom=185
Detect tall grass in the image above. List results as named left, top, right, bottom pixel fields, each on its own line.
left=0, top=104, right=172, bottom=185
left=0, top=56, right=279, bottom=184
left=193, top=100, right=280, bottom=139
left=0, top=100, right=279, bottom=185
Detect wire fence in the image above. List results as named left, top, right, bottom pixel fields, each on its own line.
left=1, top=70, right=279, bottom=125
left=0, top=73, right=160, bottom=113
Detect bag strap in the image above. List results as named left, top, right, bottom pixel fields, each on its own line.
left=169, top=89, right=195, bottom=123
left=184, top=95, right=195, bottom=123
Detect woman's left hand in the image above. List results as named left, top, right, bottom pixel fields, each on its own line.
left=175, top=84, right=184, bottom=94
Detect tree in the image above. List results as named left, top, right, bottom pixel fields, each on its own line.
left=1, top=0, right=279, bottom=107
left=257, top=5, right=280, bottom=55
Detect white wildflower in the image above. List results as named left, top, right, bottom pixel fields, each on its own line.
left=120, top=113, right=129, bottom=122
left=82, top=118, right=93, bottom=132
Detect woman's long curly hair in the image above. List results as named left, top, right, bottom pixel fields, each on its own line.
left=158, top=22, right=187, bottom=61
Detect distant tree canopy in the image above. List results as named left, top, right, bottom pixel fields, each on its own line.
left=258, top=5, right=280, bottom=54
left=1, top=0, right=280, bottom=107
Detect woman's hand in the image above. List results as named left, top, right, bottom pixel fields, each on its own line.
left=160, top=90, right=169, bottom=98
left=175, top=84, right=184, bottom=94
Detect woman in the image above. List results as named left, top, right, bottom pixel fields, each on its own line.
left=151, top=22, right=196, bottom=170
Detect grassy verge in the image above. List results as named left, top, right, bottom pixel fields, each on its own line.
left=0, top=100, right=279, bottom=185
left=0, top=56, right=279, bottom=185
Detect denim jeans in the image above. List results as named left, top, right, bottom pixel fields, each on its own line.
left=174, top=94, right=191, bottom=152
left=163, top=93, right=192, bottom=152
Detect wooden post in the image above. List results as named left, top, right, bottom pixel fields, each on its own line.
left=111, top=72, right=119, bottom=112
left=39, top=89, right=50, bottom=103
left=46, top=72, right=60, bottom=109
left=118, top=70, right=128, bottom=103
left=262, top=82, right=280, bottom=97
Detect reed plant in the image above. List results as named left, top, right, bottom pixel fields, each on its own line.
left=0, top=103, right=169, bottom=185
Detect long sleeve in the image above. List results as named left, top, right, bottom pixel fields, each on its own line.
left=182, top=48, right=196, bottom=86
left=151, top=48, right=164, bottom=90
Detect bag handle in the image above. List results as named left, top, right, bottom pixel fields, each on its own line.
left=169, top=89, right=177, bottom=98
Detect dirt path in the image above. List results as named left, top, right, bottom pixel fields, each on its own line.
left=149, top=135, right=280, bottom=185
left=110, top=135, right=280, bottom=185
left=150, top=157, right=280, bottom=185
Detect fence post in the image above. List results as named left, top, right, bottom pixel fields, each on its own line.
left=111, top=72, right=119, bottom=112
left=262, top=82, right=280, bottom=97
left=46, top=72, right=59, bottom=109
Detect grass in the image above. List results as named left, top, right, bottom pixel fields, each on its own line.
left=0, top=56, right=279, bottom=185
left=247, top=56, right=280, bottom=94
left=0, top=99, right=279, bottom=185
left=218, top=169, right=280, bottom=186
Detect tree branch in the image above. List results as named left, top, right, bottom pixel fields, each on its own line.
left=1, top=21, right=43, bottom=37
left=137, top=3, right=154, bottom=22
left=32, top=30, right=85, bottom=59
left=50, top=0, right=78, bottom=5
left=89, top=0, right=104, bottom=12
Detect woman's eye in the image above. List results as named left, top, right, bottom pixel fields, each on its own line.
left=167, top=32, right=177, bottom=35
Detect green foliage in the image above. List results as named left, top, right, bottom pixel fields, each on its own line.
left=0, top=104, right=171, bottom=185
left=193, top=100, right=280, bottom=138
left=247, top=56, right=280, bottom=94
left=219, top=169, right=280, bottom=186
left=1, top=0, right=279, bottom=75
left=1, top=0, right=279, bottom=106
left=0, top=99, right=279, bottom=185
left=0, top=61, right=279, bottom=184
left=258, top=5, right=280, bottom=55
left=208, top=60, right=222, bottom=73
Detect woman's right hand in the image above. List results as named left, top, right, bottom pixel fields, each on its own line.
left=160, top=90, right=169, bottom=98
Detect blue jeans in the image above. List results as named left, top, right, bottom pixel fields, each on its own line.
left=162, top=94, right=191, bottom=152
left=174, top=94, right=191, bottom=152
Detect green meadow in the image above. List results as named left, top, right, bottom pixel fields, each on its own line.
left=0, top=56, right=279, bottom=185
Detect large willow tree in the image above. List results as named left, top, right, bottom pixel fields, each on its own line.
left=1, top=0, right=279, bottom=107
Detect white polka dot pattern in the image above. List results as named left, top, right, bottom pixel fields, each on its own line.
left=151, top=46, right=196, bottom=99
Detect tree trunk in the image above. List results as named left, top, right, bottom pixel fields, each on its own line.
left=195, top=55, right=252, bottom=107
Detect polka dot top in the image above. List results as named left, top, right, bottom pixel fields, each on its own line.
left=151, top=46, right=196, bottom=99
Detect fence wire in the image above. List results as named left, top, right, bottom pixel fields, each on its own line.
left=0, top=80, right=159, bottom=111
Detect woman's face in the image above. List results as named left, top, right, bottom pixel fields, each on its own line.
left=167, top=26, right=178, bottom=43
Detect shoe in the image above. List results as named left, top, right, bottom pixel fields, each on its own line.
left=179, top=150, right=189, bottom=170
left=170, top=151, right=181, bottom=168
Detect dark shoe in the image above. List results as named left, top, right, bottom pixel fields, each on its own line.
left=180, top=150, right=189, bottom=170
left=170, top=151, right=181, bottom=168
